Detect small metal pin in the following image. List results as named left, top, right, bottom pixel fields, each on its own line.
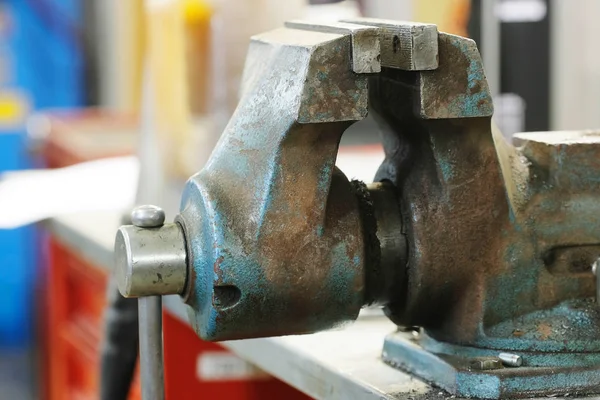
left=131, top=205, right=166, bottom=228
left=499, top=352, right=522, bottom=367
left=594, top=259, right=600, bottom=305
left=129, top=205, right=167, bottom=400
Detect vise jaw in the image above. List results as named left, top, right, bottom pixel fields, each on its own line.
left=114, top=18, right=600, bottom=399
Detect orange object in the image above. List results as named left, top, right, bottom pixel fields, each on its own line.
left=40, top=109, right=138, bottom=168
left=45, top=238, right=142, bottom=400
left=414, top=0, right=471, bottom=37
left=163, top=310, right=311, bottom=400
left=41, top=110, right=140, bottom=399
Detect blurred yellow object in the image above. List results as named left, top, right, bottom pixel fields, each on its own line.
left=143, top=0, right=304, bottom=179
left=183, top=0, right=211, bottom=22
left=415, top=0, right=471, bottom=37
left=145, top=0, right=195, bottom=178
left=183, top=0, right=212, bottom=116
left=0, top=91, right=27, bottom=126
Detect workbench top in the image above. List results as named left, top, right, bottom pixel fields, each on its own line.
left=46, top=212, right=441, bottom=400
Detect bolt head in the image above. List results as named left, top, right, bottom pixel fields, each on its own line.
left=499, top=352, right=523, bottom=367
left=469, top=357, right=502, bottom=371
left=131, top=205, right=165, bottom=228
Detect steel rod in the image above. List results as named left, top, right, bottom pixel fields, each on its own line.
left=138, top=296, right=165, bottom=400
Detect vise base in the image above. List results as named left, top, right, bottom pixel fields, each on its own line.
left=384, top=327, right=600, bottom=399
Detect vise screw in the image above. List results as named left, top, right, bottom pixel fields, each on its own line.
left=115, top=19, right=600, bottom=399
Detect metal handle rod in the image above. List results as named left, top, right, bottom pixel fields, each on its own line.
left=138, top=296, right=165, bottom=400
left=481, top=0, right=500, bottom=97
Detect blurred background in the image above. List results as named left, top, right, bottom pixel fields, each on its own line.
left=0, top=0, right=599, bottom=399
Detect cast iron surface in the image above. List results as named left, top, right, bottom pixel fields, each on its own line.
left=138, top=18, right=600, bottom=398
left=178, top=27, right=370, bottom=341
left=370, top=32, right=600, bottom=352
left=365, top=24, right=600, bottom=398
left=384, top=331, right=600, bottom=399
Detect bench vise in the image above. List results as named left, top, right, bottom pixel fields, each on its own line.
left=115, top=19, right=600, bottom=399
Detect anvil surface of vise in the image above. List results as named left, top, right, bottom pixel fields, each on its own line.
left=114, top=19, right=600, bottom=399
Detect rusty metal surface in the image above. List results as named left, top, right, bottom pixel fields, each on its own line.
left=110, top=17, right=600, bottom=398
left=341, top=18, right=439, bottom=71
left=384, top=331, right=600, bottom=399
left=178, top=25, right=373, bottom=341
left=369, top=29, right=505, bottom=343
left=367, top=24, right=600, bottom=355
left=359, top=21, right=600, bottom=397
left=284, top=20, right=381, bottom=74
left=418, top=33, right=493, bottom=119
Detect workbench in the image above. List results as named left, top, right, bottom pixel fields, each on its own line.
left=46, top=212, right=441, bottom=400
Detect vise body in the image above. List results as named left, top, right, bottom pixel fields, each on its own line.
left=115, top=19, right=600, bottom=399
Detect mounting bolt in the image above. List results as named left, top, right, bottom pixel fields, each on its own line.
left=469, top=357, right=502, bottom=371
left=499, top=353, right=523, bottom=367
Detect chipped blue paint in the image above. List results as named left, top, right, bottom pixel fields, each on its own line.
left=385, top=331, right=600, bottom=399
left=382, top=29, right=600, bottom=398
left=421, top=33, right=494, bottom=119
left=420, top=329, right=600, bottom=368
left=177, top=23, right=366, bottom=342
left=437, top=159, right=455, bottom=182
left=315, top=111, right=333, bottom=120
left=457, top=374, right=500, bottom=399
left=317, top=162, right=333, bottom=193
left=176, top=19, right=600, bottom=398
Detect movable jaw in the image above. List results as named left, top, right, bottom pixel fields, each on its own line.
left=114, top=19, right=414, bottom=341
left=175, top=20, right=399, bottom=341
left=177, top=167, right=367, bottom=341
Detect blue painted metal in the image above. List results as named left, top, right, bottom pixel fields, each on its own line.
left=173, top=19, right=600, bottom=397
left=371, top=21, right=600, bottom=399
left=0, top=0, right=84, bottom=346
left=417, top=33, right=493, bottom=119
left=384, top=331, right=600, bottom=399
left=178, top=27, right=369, bottom=341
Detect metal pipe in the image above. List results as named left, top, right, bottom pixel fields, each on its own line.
left=481, top=0, right=501, bottom=97
left=138, top=296, right=165, bottom=400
